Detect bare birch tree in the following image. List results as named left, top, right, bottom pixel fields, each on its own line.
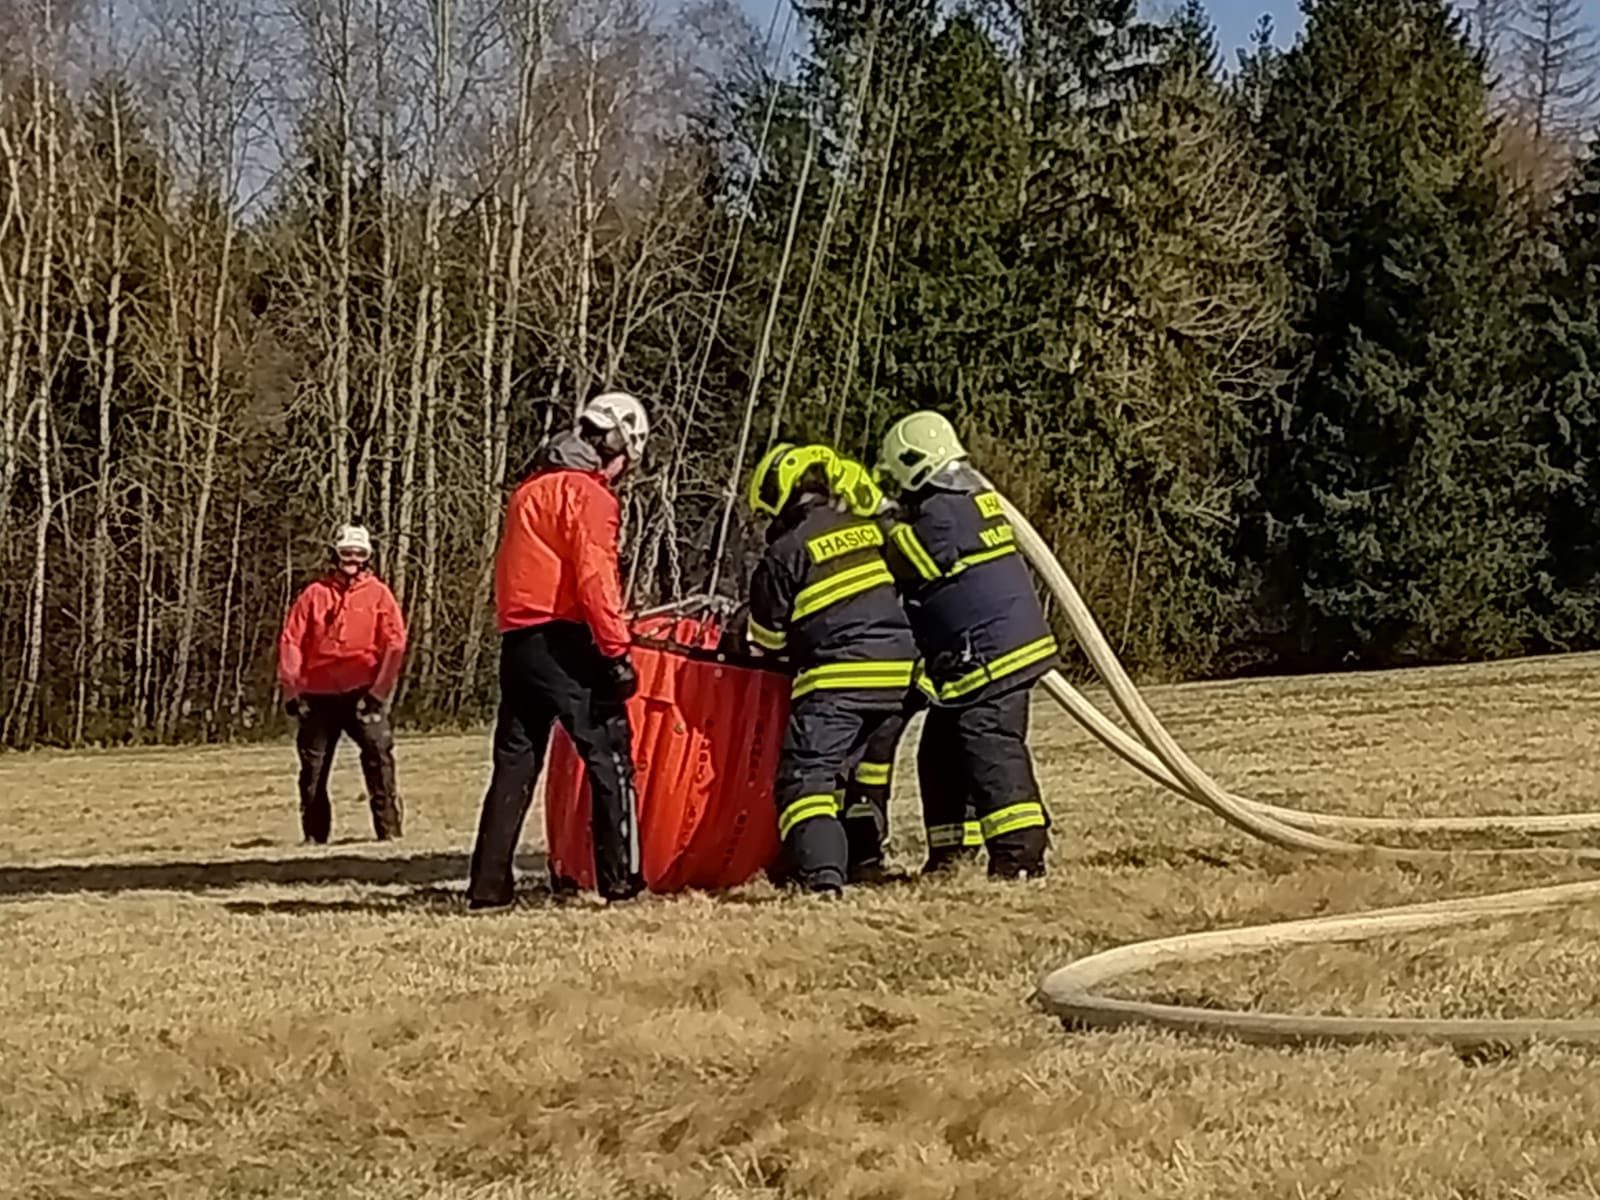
left=3, top=0, right=66, bottom=745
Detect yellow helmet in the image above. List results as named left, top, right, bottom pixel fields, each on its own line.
left=828, top=455, right=886, bottom=518
left=877, top=410, right=966, bottom=492
left=748, top=442, right=838, bottom=517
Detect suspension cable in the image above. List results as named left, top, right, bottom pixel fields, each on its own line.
left=663, top=0, right=795, bottom=555
left=705, top=116, right=817, bottom=598
left=766, top=6, right=884, bottom=447
left=830, top=81, right=903, bottom=447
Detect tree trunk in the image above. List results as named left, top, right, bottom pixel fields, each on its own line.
left=0, top=122, right=34, bottom=561
left=459, top=0, right=542, bottom=711
left=163, top=215, right=236, bottom=739
left=331, top=0, right=355, bottom=515
left=371, top=0, right=398, bottom=538
left=396, top=0, right=450, bottom=639
left=133, top=484, right=153, bottom=734
left=5, top=45, right=60, bottom=747
left=213, top=490, right=243, bottom=720
left=459, top=195, right=503, bottom=713
left=89, top=84, right=129, bottom=716
left=418, top=375, right=441, bottom=705
left=570, top=38, right=601, bottom=414
left=7, top=400, right=51, bottom=746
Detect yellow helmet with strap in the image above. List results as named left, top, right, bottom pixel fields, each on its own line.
left=748, top=443, right=838, bottom=517
left=827, top=455, right=886, bottom=518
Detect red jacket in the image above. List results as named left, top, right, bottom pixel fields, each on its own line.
left=277, top=571, right=408, bottom=699
left=494, top=464, right=631, bottom=658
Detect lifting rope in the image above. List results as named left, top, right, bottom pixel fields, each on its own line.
left=666, top=0, right=794, bottom=516
left=705, top=116, right=815, bottom=600
left=829, top=78, right=904, bottom=448
left=706, top=11, right=889, bottom=598
left=766, top=6, right=884, bottom=447
left=666, top=1, right=793, bottom=606
left=995, top=492, right=1600, bottom=1049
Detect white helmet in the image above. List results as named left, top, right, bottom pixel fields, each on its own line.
left=332, top=523, right=373, bottom=557
left=877, top=410, right=967, bottom=492
left=581, top=391, right=650, bottom=463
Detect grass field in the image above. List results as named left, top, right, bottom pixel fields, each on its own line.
left=7, top=654, right=1600, bottom=1199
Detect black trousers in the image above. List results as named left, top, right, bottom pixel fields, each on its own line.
left=468, top=622, right=642, bottom=904
left=918, top=682, right=1049, bottom=876
left=775, top=691, right=905, bottom=892
left=295, top=691, right=402, bottom=842
left=836, top=692, right=918, bottom=877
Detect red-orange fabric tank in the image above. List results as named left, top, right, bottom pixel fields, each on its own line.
left=544, top=613, right=790, bottom=892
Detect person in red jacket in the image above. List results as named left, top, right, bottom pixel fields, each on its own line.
left=277, top=523, right=408, bottom=843
left=467, top=391, right=650, bottom=909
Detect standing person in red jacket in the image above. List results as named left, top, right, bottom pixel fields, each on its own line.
left=467, top=392, right=650, bottom=909
left=277, top=523, right=408, bottom=843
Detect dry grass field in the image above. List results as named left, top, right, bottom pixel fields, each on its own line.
left=7, top=654, right=1600, bottom=1199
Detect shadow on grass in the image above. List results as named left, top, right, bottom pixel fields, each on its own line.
left=229, top=871, right=869, bottom=916
left=221, top=881, right=560, bottom=917
left=0, top=850, right=545, bottom=899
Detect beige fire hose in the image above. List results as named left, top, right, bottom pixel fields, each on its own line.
left=995, top=493, right=1600, bottom=1048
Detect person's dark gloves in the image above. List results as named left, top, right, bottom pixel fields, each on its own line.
left=284, top=698, right=303, bottom=720
left=355, top=693, right=385, bottom=722
left=604, top=654, right=639, bottom=703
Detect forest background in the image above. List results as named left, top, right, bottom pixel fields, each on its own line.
left=4, top=0, right=1600, bottom=748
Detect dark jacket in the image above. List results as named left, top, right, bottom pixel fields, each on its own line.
left=747, top=495, right=918, bottom=701
left=883, top=472, right=1057, bottom=704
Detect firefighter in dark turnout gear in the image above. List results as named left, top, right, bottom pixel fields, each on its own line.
left=837, top=687, right=921, bottom=880
left=877, top=411, right=1058, bottom=878
left=822, top=455, right=917, bottom=882
left=746, top=444, right=920, bottom=894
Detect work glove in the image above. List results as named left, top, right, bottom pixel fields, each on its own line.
left=603, top=654, right=639, bottom=703
left=284, top=698, right=303, bottom=720
left=355, top=693, right=385, bottom=723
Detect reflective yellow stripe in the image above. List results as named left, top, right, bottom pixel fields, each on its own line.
left=793, top=660, right=915, bottom=699
left=791, top=560, right=895, bottom=622
left=805, top=522, right=884, bottom=564
left=890, top=524, right=941, bottom=581
left=930, top=820, right=986, bottom=848
left=950, top=544, right=1017, bottom=574
left=854, top=761, right=892, bottom=786
left=979, top=523, right=1015, bottom=550
left=747, top=618, right=787, bottom=650
left=939, top=636, right=1058, bottom=701
left=980, top=801, right=1045, bottom=841
left=975, top=492, right=1004, bottom=519
left=779, top=794, right=839, bottom=839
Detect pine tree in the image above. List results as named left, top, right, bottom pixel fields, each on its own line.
left=879, top=13, right=1027, bottom=435
left=1168, top=0, right=1219, bottom=79
left=1521, top=140, right=1600, bottom=643
left=1248, top=0, right=1538, bottom=666
left=1231, top=15, right=1280, bottom=128
left=1012, top=11, right=1290, bottom=673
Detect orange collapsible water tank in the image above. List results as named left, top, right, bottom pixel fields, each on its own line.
left=543, top=611, right=792, bottom=893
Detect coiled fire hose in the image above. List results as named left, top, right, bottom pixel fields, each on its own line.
left=996, top=493, right=1600, bottom=1050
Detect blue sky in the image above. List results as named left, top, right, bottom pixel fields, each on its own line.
left=734, top=0, right=1304, bottom=60
left=735, top=1, right=1600, bottom=65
